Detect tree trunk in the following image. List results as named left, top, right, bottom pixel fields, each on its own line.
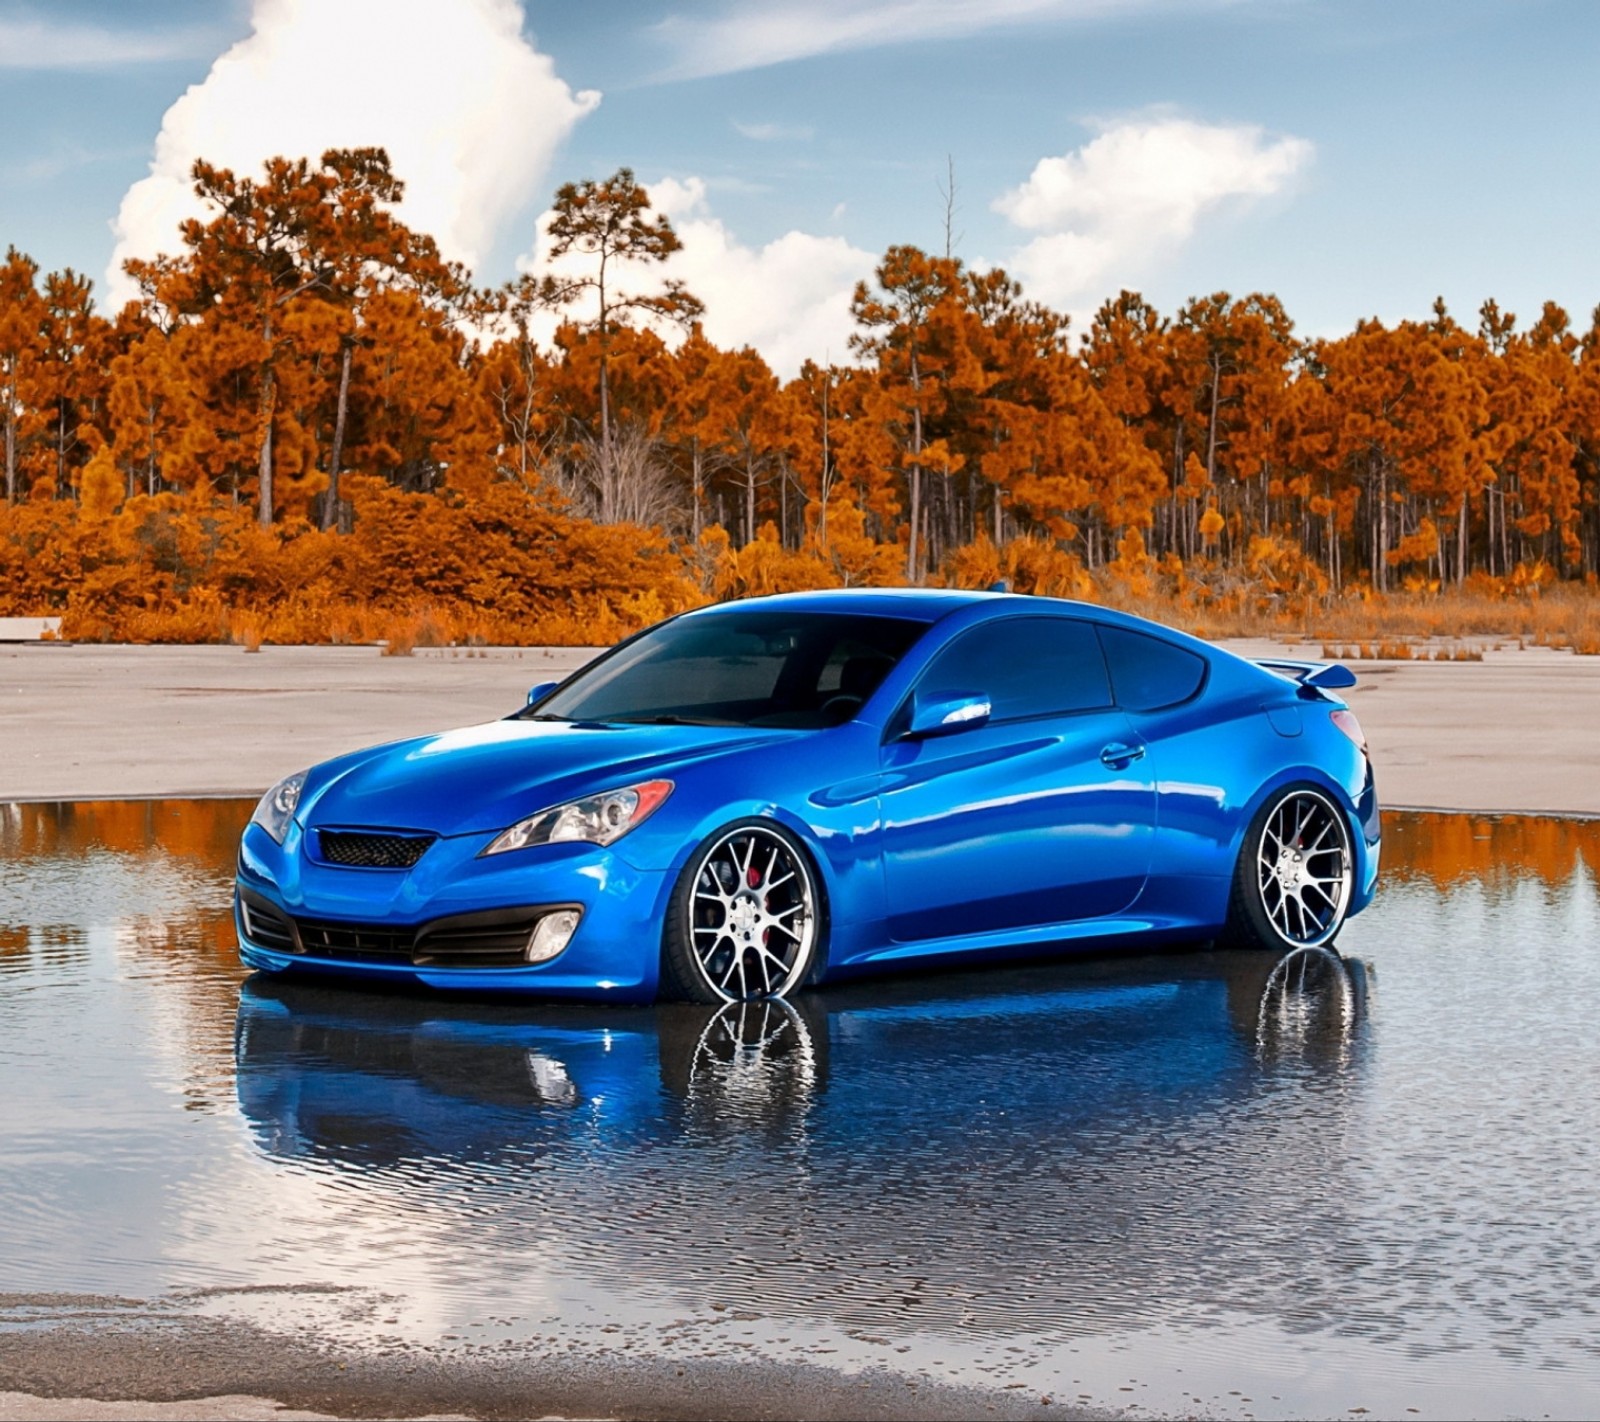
left=257, top=310, right=275, bottom=529
left=745, top=452, right=756, bottom=545
left=597, top=257, right=612, bottom=489
left=691, top=436, right=704, bottom=541
left=1204, top=351, right=1222, bottom=488
left=907, top=348, right=924, bottom=584
left=1330, top=504, right=1340, bottom=591
left=907, top=464, right=922, bottom=583
left=145, top=402, right=157, bottom=497
left=3, top=388, right=15, bottom=504
left=258, top=379, right=275, bottom=528
left=1375, top=457, right=1388, bottom=593
left=817, top=382, right=831, bottom=551
left=322, top=339, right=353, bottom=532
left=1168, top=421, right=1185, bottom=562
left=1491, top=479, right=1504, bottom=575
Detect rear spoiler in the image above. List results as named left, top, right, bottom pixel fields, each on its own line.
left=1252, top=658, right=1358, bottom=691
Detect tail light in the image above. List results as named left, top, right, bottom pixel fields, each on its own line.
left=1330, top=709, right=1367, bottom=753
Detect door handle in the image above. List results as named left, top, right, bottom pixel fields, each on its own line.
left=1100, top=742, right=1146, bottom=769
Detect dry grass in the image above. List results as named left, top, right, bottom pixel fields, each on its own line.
left=379, top=607, right=456, bottom=657
left=1099, top=582, right=1600, bottom=656
left=227, top=609, right=265, bottom=653
left=1319, top=641, right=1484, bottom=662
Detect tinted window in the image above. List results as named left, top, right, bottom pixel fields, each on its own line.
left=532, top=611, right=925, bottom=728
left=914, top=617, right=1112, bottom=724
left=1097, top=626, right=1207, bottom=711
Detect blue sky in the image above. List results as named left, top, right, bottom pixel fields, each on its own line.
left=1, top=0, right=1596, bottom=371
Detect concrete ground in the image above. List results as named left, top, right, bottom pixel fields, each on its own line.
left=0, top=1395, right=466, bottom=1421
left=0, top=643, right=595, bottom=804
left=1, top=638, right=1594, bottom=814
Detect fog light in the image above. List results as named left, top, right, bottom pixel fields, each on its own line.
left=526, top=909, right=580, bottom=963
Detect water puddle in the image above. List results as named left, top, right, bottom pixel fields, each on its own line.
left=2, top=800, right=1598, bottom=1418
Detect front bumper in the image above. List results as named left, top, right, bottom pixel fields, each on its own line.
left=235, top=819, right=668, bottom=1001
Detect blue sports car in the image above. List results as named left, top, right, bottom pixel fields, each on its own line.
left=235, top=589, right=1380, bottom=1003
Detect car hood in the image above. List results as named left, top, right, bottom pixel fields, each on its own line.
left=298, top=719, right=789, bottom=838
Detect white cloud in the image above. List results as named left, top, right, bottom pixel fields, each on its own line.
left=732, top=120, right=815, bottom=142
left=994, top=117, right=1312, bottom=309
left=104, top=0, right=599, bottom=306
left=652, top=0, right=1236, bottom=79
left=654, top=178, right=871, bottom=375
left=0, top=16, right=217, bottom=68
left=520, top=177, right=871, bottom=380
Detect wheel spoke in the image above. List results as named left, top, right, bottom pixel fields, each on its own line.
left=1294, top=801, right=1314, bottom=844
left=1302, top=880, right=1335, bottom=911
left=756, top=942, right=791, bottom=973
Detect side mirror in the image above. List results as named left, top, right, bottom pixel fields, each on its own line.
left=906, top=692, right=991, bottom=739
left=526, top=681, right=558, bottom=706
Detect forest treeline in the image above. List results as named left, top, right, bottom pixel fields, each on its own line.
left=3, top=148, right=1599, bottom=645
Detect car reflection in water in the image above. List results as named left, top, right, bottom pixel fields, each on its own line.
left=236, top=944, right=1367, bottom=1175
left=235, top=949, right=1374, bottom=1338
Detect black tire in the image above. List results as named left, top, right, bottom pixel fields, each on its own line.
left=661, top=819, right=824, bottom=1003
left=1254, top=944, right=1365, bottom=1067
left=656, top=995, right=830, bottom=1111
left=1224, top=783, right=1354, bottom=951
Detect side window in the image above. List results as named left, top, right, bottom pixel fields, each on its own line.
left=1097, top=626, right=1207, bottom=712
left=915, top=617, right=1113, bottom=724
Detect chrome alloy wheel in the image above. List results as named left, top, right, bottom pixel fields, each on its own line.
left=1255, top=789, right=1353, bottom=947
left=689, top=826, right=818, bottom=1001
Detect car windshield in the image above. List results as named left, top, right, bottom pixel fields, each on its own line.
left=528, top=610, right=929, bottom=729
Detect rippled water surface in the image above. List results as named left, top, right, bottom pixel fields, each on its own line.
left=2, top=800, right=1599, bottom=1418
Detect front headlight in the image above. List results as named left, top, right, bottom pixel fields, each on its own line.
left=250, top=769, right=308, bottom=844
left=482, top=779, right=673, bottom=856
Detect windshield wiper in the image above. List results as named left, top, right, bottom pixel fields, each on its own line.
left=609, top=713, right=725, bottom=726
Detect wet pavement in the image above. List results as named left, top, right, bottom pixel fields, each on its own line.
left=1, top=800, right=1598, bottom=1419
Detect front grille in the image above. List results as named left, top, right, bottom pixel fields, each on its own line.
left=318, top=830, right=436, bottom=869
left=295, top=919, right=414, bottom=963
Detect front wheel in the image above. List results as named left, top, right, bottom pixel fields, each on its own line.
left=662, top=821, right=823, bottom=1003
left=1225, top=785, right=1354, bottom=951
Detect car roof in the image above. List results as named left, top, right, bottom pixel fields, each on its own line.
left=681, top=588, right=1211, bottom=644
left=682, top=587, right=995, bottom=623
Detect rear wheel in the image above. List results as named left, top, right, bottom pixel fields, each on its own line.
left=662, top=821, right=822, bottom=1003
left=1225, top=785, right=1354, bottom=951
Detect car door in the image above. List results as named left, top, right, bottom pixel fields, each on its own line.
left=877, top=615, right=1156, bottom=943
